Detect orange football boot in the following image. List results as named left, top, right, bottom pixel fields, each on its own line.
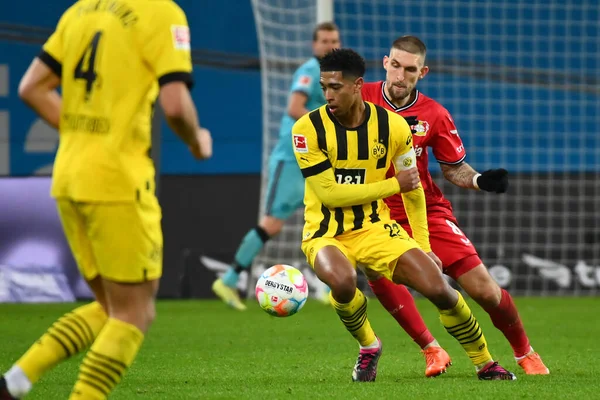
left=422, top=346, right=452, bottom=377
left=517, top=351, right=549, bottom=375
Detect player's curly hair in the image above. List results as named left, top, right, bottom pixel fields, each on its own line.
left=319, top=48, right=366, bottom=79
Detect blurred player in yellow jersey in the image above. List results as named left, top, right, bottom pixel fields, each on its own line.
left=293, top=49, right=515, bottom=382
left=0, top=1, right=212, bottom=399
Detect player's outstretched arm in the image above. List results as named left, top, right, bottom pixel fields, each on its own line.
left=19, top=58, right=61, bottom=129
left=440, top=162, right=508, bottom=193
left=304, top=166, right=400, bottom=208
left=159, top=82, right=212, bottom=160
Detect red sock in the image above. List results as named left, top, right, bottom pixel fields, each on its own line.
left=484, top=289, right=531, bottom=358
left=368, top=277, right=434, bottom=349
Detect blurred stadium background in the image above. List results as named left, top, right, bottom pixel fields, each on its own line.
left=1, top=2, right=599, bottom=399
left=0, top=0, right=598, bottom=303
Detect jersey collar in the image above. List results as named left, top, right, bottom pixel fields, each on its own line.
left=381, top=82, right=419, bottom=112
left=325, top=101, right=372, bottom=130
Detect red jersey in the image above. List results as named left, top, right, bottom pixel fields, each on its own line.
left=362, top=81, right=466, bottom=223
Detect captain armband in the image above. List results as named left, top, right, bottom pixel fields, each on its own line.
left=393, top=148, right=417, bottom=171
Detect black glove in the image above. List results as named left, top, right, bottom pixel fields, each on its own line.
left=476, top=168, right=509, bottom=193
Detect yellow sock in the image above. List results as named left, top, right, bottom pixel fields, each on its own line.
left=439, top=291, right=493, bottom=367
left=16, top=302, right=107, bottom=383
left=69, top=318, right=144, bottom=400
left=329, top=289, right=377, bottom=347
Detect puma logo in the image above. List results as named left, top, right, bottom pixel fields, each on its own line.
left=390, top=304, right=405, bottom=314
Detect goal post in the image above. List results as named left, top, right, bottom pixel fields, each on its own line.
left=317, top=0, right=333, bottom=23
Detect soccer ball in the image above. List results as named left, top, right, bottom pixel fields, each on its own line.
left=255, top=264, right=308, bottom=317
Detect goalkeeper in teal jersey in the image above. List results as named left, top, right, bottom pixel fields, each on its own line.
left=212, top=22, right=341, bottom=309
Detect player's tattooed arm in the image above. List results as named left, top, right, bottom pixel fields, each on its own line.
left=440, top=161, right=479, bottom=189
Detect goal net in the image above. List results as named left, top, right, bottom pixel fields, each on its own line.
left=251, top=0, right=600, bottom=296
left=250, top=0, right=331, bottom=298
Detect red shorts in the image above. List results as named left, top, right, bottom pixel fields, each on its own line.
left=399, top=215, right=482, bottom=280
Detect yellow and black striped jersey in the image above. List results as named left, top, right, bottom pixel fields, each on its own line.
left=292, top=102, right=427, bottom=242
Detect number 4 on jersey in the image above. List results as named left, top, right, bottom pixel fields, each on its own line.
left=74, top=31, right=103, bottom=101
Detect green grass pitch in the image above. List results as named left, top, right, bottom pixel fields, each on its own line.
left=0, top=297, right=596, bottom=399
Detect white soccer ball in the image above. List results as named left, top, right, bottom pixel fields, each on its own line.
left=255, top=264, right=308, bottom=317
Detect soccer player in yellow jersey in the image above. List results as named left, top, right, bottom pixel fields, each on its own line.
left=293, top=49, right=515, bottom=382
left=0, top=1, right=212, bottom=399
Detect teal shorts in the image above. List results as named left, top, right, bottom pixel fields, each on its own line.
left=264, top=158, right=305, bottom=220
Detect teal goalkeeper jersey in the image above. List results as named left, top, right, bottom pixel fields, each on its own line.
left=270, top=57, right=326, bottom=162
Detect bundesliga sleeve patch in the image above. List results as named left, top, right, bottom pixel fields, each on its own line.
left=296, top=75, right=312, bottom=88
left=171, top=25, right=191, bottom=50
left=293, top=134, right=308, bottom=153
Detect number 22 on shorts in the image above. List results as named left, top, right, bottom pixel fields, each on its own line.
left=384, top=223, right=402, bottom=238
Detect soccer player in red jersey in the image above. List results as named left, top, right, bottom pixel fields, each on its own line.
left=361, top=35, right=549, bottom=377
